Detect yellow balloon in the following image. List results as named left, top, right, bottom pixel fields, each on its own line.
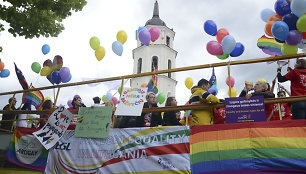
left=151, top=42, right=154, bottom=45
left=257, top=78, right=266, bottom=82
left=116, top=30, right=127, bottom=45
left=95, top=46, right=106, bottom=61
left=185, top=77, right=193, bottom=89
left=227, top=88, right=237, bottom=97
left=40, top=66, right=52, bottom=76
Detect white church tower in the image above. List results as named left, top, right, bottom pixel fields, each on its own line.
left=131, top=1, right=177, bottom=104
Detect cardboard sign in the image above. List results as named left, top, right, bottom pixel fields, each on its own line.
left=225, top=96, right=266, bottom=123
left=75, top=106, right=113, bottom=138
left=33, top=106, right=73, bottom=150
left=115, top=88, right=147, bottom=116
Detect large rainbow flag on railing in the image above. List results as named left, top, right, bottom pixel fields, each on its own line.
left=5, top=127, right=48, bottom=172
left=190, top=120, right=306, bottom=174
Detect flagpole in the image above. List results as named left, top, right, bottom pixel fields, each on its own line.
left=276, top=61, right=283, bottom=120
left=227, top=61, right=232, bottom=98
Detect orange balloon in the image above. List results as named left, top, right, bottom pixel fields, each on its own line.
left=140, top=83, right=147, bottom=88
left=268, top=14, right=282, bottom=22
left=0, top=60, right=4, bottom=71
left=265, top=21, right=276, bottom=37
left=216, top=28, right=229, bottom=43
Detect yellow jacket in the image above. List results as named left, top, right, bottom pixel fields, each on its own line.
left=189, top=87, right=220, bottom=125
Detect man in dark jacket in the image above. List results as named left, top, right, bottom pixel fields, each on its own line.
left=1, top=97, right=18, bottom=131
left=136, top=92, right=163, bottom=127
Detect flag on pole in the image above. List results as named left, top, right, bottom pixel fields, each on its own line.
left=245, top=81, right=253, bottom=90
left=147, top=66, right=158, bottom=94
left=22, top=86, right=44, bottom=110
left=209, top=67, right=216, bottom=86
left=14, top=62, right=29, bottom=90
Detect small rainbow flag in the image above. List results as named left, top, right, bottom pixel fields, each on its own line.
left=22, top=86, right=44, bottom=110
left=77, top=116, right=84, bottom=123
left=5, top=127, right=48, bottom=172
left=245, top=81, right=253, bottom=90
left=147, top=78, right=158, bottom=94
left=190, top=120, right=306, bottom=173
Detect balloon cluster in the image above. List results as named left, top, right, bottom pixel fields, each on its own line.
left=34, top=55, right=72, bottom=84
left=0, top=59, right=10, bottom=78
left=90, top=36, right=106, bottom=61
left=204, top=20, right=245, bottom=59
left=102, top=92, right=118, bottom=106
left=112, top=30, right=127, bottom=56
left=225, top=76, right=237, bottom=97
left=137, top=26, right=160, bottom=46
left=259, top=0, right=306, bottom=56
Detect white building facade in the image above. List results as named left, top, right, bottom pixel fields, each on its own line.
left=130, top=1, right=177, bottom=105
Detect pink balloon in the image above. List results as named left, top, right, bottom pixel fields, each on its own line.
left=206, top=41, right=223, bottom=55
left=67, top=100, right=73, bottom=108
left=149, top=27, right=160, bottom=42
left=225, top=76, right=235, bottom=87
left=111, top=97, right=118, bottom=106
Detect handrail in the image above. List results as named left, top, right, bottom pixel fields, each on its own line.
left=0, top=53, right=304, bottom=96
left=1, top=95, right=305, bottom=116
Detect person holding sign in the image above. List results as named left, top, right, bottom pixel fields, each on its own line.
left=239, top=80, right=275, bottom=120
left=136, top=92, right=162, bottom=127
left=277, top=59, right=306, bottom=119
left=189, top=79, right=220, bottom=125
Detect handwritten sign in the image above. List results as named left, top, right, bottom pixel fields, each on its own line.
left=115, top=87, right=147, bottom=116
left=33, top=106, right=73, bottom=150
left=75, top=106, right=113, bottom=138
left=225, top=96, right=266, bottom=123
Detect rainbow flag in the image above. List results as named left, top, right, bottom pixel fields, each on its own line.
left=190, top=120, right=306, bottom=173
left=22, top=86, right=44, bottom=110
left=5, top=127, right=48, bottom=172
left=147, top=78, right=158, bottom=94
left=257, top=35, right=283, bottom=56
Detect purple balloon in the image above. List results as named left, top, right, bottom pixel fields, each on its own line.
left=286, top=30, right=303, bottom=45
left=59, top=67, right=70, bottom=81
left=149, top=27, right=160, bottom=42
left=67, top=100, right=73, bottom=108
left=138, top=29, right=151, bottom=46
left=62, top=74, right=72, bottom=83
left=206, top=41, right=223, bottom=56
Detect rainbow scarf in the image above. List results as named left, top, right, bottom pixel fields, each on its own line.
left=190, top=120, right=306, bottom=173
left=5, top=127, right=48, bottom=172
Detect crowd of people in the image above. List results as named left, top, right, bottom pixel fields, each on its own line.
left=0, top=59, right=305, bottom=131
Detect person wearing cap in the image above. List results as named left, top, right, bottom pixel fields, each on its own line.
left=277, top=59, right=306, bottom=119
left=189, top=79, right=220, bottom=125
left=71, top=95, right=86, bottom=109
left=92, top=96, right=102, bottom=107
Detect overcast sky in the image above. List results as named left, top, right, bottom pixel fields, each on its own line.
left=0, top=0, right=299, bottom=110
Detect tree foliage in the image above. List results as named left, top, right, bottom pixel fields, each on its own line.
left=0, top=0, right=87, bottom=52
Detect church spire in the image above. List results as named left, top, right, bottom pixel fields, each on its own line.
left=153, top=0, right=159, bottom=17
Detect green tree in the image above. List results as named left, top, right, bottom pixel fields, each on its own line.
left=0, top=0, right=87, bottom=52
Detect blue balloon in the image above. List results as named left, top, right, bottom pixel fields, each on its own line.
left=230, top=42, right=245, bottom=57
left=282, top=13, right=298, bottom=31
left=204, top=20, right=217, bottom=36
left=137, top=26, right=146, bottom=35
left=0, top=69, right=10, bottom=78
left=275, top=0, right=291, bottom=16
left=42, top=44, right=50, bottom=55
left=51, top=71, right=61, bottom=84
left=261, top=9, right=275, bottom=22
left=291, top=0, right=306, bottom=17
left=272, top=21, right=289, bottom=41
left=62, top=74, right=72, bottom=83
left=112, top=41, right=123, bottom=56
left=106, top=92, right=112, bottom=101
left=208, top=85, right=218, bottom=96
left=221, top=35, right=236, bottom=54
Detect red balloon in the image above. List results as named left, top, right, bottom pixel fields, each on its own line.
left=268, top=14, right=282, bottom=22
left=140, top=83, right=147, bottom=88
left=43, top=59, right=53, bottom=67
left=216, top=28, right=229, bottom=43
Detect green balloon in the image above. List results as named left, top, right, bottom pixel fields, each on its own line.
left=102, top=95, right=107, bottom=103
left=281, top=43, right=298, bottom=55
left=89, top=36, right=100, bottom=50
left=217, top=52, right=229, bottom=60
left=118, top=86, right=122, bottom=94
left=297, top=14, right=306, bottom=33
left=157, top=92, right=166, bottom=104
left=31, top=62, right=41, bottom=74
